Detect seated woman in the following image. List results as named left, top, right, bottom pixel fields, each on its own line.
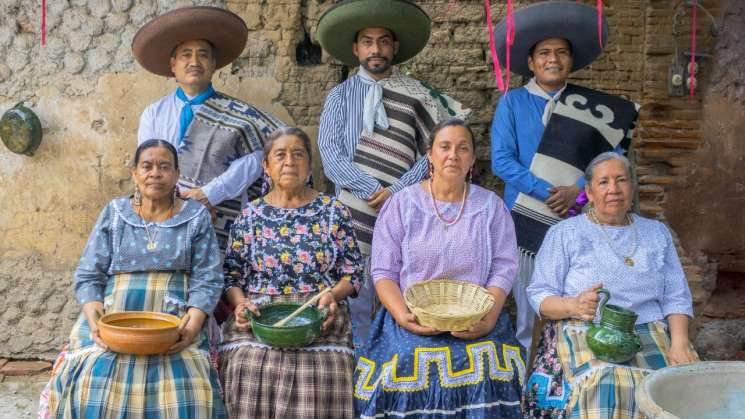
left=41, top=140, right=225, bottom=417
left=354, top=119, right=525, bottom=418
left=219, top=127, right=364, bottom=418
left=524, top=151, right=698, bottom=418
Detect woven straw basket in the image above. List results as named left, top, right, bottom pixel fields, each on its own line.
left=404, top=279, right=495, bottom=332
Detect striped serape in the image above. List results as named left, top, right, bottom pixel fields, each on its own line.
left=511, top=84, right=639, bottom=256
left=181, top=92, right=284, bottom=249
left=338, top=73, right=469, bottom=254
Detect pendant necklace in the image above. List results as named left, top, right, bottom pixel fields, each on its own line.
left=428, top=178, right=467, bottom=230
left=137, top=203, right=174, bottom=251
left=589, top=208, right=637, bottom=267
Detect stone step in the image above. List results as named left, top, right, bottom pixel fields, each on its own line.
left=0, top=361, right=52, bottom=376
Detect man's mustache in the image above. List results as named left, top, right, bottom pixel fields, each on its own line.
left=364, top=55, right=388, bottom=63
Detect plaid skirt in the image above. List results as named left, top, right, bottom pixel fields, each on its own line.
left=354, top=308, right=525, bottom=419
left=525, top=319, right=698, bottom=419
left=42, top=272, right=225, bottom=418
left=219, top=292, right=355, bottom=418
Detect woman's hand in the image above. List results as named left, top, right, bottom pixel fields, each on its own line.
left=395, top=312, right=439, bottom=336
left=167, top=308, right=206, bottom=354
left=572, top=283, right=603, bottom=321
left=82, top=301, right=108, bottom=350
left=317, top=292, right=338, bottom=331
left=452, top=288, right=504, bottom=340
left=669, top=340, right=697, bottom=365
left=234, top=300, right=260, bottom=332
left=375, top=278, right=438, bottom=336
left=667, top=314, right=697, bottom=365
left=451, top=314, right=499, bottom=340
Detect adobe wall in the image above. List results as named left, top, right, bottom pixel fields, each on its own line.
left=0, top=0, right=735, bottom=360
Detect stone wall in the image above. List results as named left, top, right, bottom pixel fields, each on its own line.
left=0, top=0, right=737, bottom=360
left=662, top=0, right=745, bottom=360
left=665, top=0, right=745, bottom=275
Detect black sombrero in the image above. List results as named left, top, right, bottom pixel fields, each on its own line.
left=493, top=1, right=609, bottom=77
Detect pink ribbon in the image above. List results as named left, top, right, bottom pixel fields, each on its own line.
left=597, top=0, right=603, bottom=48
left=689, top=0, right=698, bottom=99
left=41, top=0, right=46, bottom=46
left=505, top=0, right=514, bottom=90
left=485, top=0, right=513, bottom=93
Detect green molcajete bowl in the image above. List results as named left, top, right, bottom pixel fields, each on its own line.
left=248, top=303, right=329, bottom=349
left=586, top=288, right=643, bottom=363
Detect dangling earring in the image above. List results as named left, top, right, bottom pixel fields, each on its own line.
left=428, top=160, right=434, bottom=179
left=265, top=173, right=273, bottom=190
left=172, top=186, right=178, bottom=204
left=467, top=167, right=473, bottom=184
left=134, top=184, right=142, bottom=206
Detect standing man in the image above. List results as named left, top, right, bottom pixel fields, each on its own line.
left=133, top=6, right=285, bottom=248
left=490, top=1, right=639, bottom=354
left=316, top=0, right=470, bottom=347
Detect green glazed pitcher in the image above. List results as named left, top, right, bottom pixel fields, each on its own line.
left=586, top=288, right=642, bottom=363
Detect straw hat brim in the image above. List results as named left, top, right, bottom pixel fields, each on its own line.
left=494, top=1, right=609, bottom=77
left=317, top=0, right=431, bottom=66
left=132, top=6, right=248, bottom=77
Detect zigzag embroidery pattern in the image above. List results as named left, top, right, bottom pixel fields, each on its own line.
left=354, top=342, right=525, bottom=400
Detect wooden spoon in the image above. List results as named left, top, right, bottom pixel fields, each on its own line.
left=272, top=288, right=333, bottom=328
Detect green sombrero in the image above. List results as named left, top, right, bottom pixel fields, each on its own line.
left=317, top=0, right=431, bottom=66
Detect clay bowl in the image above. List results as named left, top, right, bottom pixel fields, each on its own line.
left=249, top=303, right=328, bottom=349
left=98, top=311, right=187, bottom=355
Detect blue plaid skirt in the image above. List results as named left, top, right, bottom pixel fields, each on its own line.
left=525, top=319, right=698, bottom=419
left=44, top=272, right=225, bottom=418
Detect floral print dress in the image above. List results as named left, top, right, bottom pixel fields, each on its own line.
left=223, top=193, right=362, bottom=295
left=219, top=193, right=364, bottom=418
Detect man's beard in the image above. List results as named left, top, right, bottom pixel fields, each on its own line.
left=361, top=56, right=392, bottom=74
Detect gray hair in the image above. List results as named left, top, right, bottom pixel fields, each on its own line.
left=263, top=126, right=313, bottom=164
left=584, top=151, right=632, bottom=185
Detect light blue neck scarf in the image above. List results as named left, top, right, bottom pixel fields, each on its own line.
left=358, top=66, right=393, bottom=136
left=175, top=83, right=215, bottom=145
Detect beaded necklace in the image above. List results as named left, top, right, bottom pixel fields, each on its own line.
left=427, top=178, right=468, bottom=230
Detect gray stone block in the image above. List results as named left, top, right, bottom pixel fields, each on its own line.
left=111, top=0, right=133, bottom=13
left=63, top=52, right=86, bottom=74
left=88, top=0, right=111, bottom=18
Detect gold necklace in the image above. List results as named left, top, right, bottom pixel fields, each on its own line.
left=136, top=202, right=174, bottom=251
left=427, top=178, right=468, bottom=230
left=589, top=208, right=637, bottom=267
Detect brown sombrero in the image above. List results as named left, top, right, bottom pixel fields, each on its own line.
left=132, top=6, right=248, bottom=77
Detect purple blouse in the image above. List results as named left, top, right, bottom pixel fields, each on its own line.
left=371, top=183, right=518, bottom=293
